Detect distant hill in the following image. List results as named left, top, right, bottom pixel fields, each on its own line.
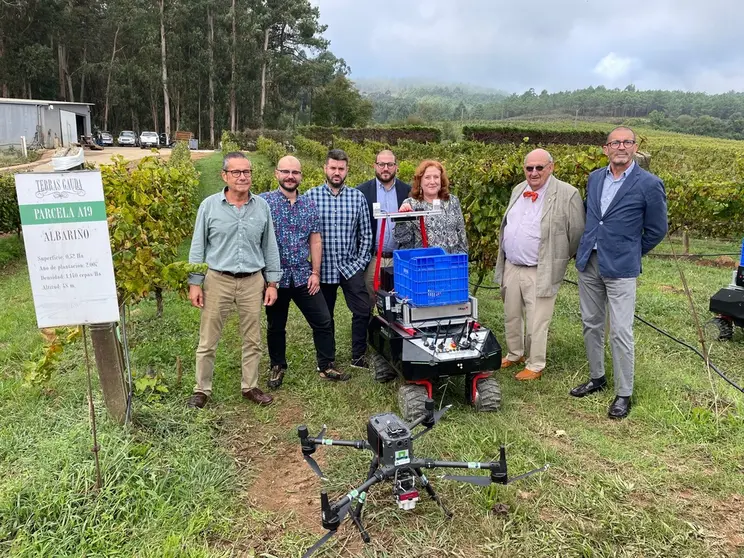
left=352, top=78, right=508, bottom=123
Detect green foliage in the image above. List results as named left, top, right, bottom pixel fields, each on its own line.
left=256, top=136, right=288, bottom=166
left=220, top=130, right=240, bottom=154
left=310, top=75, right=373, bottom=127
left=0, top=173, right=21, bottom=235
left=0, top=147, right=42, bottom=167
left=22, top=327, right=81, bottom=386
left=293, top=135, right=328, bottom=162
left=132, top=367, right=169, bottom=400
left=463, top=125, right=607, bottom=145
left=101, top=154, right=200, bottom=306
left=168, top=141, right=191, bottom=167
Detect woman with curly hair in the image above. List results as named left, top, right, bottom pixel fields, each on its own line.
left=394, top=159, right=468, bottom=254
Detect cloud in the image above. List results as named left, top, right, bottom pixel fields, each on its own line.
left=594, top=53, right=638, bottom=83
left=312, top=0, right=744, bottom=94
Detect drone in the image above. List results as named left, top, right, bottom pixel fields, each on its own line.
left=297, top=398, right=549, bottom=557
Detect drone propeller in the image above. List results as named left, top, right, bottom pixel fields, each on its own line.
left=303, top=454, right=327, bottom=481
left=440, top=474, right=492, bottom=487
left=411, top=404, right=452, bottom=441
left=301, top=499, right=353, bottom=558
left=505, top=463, right=550, bottom=484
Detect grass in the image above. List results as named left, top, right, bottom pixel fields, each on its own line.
left=1, top=152, right=743, bottom=557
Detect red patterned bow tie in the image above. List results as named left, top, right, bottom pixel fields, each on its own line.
left=523, top=191, right=538, bottom=202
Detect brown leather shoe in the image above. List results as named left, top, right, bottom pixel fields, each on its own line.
left=501, top=356, right=526, bottom=369
left=515, top=368, right=542, bottom=381
left=187, top=392, right=208, bottom=408
left=242, top=387, right=274, bottom=406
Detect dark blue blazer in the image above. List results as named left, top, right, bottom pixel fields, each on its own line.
left=356, top=178, right=411, bottom=254
left=575, top=163, right=668, bottom=278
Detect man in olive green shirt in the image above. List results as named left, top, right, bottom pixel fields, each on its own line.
left=187, top=152, right=282, bottom=408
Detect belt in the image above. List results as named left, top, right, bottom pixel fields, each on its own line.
left=380, top=252, right=394, bottom=258
left=211, top=269, right=259, bottom=278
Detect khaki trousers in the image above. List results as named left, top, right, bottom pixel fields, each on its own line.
left=364, top=256, right=393, bottom=311
left=502, top=260, right=557, bottom=372
left=195, top=269, right=264, bottom=395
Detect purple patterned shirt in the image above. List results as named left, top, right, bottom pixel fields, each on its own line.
left=260, top=189, right=321, bottom=289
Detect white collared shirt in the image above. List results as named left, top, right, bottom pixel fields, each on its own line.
left=502, top=184, right=546, bottom=266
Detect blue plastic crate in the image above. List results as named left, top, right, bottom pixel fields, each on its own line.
left=393, top=247, right=469, bottom=306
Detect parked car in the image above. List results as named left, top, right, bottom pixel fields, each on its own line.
left=100, top=132, right=114, bottom=147
left=118, top=130, right=138, bottom=147
left=159, top=133, right=172, bottom=147
left=140, top=131, right=159, bottom=149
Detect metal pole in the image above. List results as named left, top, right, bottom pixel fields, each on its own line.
left=83, top=325, right=103, bottom=490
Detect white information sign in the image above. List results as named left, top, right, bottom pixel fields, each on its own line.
left=15, top=171, right=119, bottom=328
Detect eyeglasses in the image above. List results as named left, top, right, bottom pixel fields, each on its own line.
left=375, top=162, right=397, bottom=168
left=277, top=169, right=302, bottom=176
left=225, top=169, right=252, bottom=177
left=524, top=165, right=547, bottom=172
left=606, top=140, right=636, bottom=148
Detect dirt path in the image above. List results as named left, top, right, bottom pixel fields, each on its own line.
left=1, top=146, right=216, bottom=172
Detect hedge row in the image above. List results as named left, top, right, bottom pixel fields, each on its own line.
left=0, top=173, right=20, bottom=234
left=462, top=126, right=607, bottom=146
left=299, top=125, right=441, bottom=145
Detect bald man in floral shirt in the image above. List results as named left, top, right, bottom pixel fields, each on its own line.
left=260, top=155, right=350, bottom=388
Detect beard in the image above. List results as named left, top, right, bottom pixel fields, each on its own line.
left=326, top=173, right=345, bottom=187
left=279, top=178, right=299, bottom=192
left=375, top=170, right=396, bottom=184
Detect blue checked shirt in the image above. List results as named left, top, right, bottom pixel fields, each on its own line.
left=306, top=184, right=372, bottom=283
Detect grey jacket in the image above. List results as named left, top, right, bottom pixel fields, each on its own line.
left=494, top=175, right=585, bottom=297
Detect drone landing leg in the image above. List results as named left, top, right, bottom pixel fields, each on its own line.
left=414, top=467, right=452, bottom=518
left=351, top=456, right=378, bottom=544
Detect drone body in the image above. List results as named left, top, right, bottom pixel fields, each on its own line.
left=297, top=399, right=549, bottom=558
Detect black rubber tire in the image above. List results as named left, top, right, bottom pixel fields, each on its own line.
left=705, top=317, right=734, bottom=341
left=398, top=384, right=428, bottom=422
left=474, top=376, right=502, bottom=412
left=370, top=352, right=397, bottom=383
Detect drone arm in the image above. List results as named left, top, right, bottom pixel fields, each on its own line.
left=329, top=469, right=388, bottom=514
left=413, top=446, right=508, bottom=484
left=308, top=437, right=370, bottom=450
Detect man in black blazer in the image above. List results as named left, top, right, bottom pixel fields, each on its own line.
left=356, top=150, right=411, bottom=310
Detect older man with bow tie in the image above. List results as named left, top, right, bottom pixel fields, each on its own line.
left=494, top=149, right=585, bottom=381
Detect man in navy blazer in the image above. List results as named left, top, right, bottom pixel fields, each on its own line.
left=571, top=126, right=668, bottom=419
left=357, top=150, right=411, bottom=310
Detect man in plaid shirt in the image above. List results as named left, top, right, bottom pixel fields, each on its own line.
left=306, top=149, right=373, bottom=367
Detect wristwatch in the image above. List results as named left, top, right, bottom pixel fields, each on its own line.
left=266, top=282, right=278, bottom=289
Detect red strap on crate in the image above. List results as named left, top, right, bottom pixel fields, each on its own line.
left=419, top=216, right=429, bottom=248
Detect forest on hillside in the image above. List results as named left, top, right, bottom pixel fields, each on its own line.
left=0, top=0, right=372, bottom=146
left=363, top=83, right=744, bottom=140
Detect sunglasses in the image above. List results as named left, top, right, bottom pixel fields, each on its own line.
left=524, top=165, right=547, bottom=172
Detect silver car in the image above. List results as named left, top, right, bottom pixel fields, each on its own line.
left=140, top=131, right=159, bottom=149
left=118, top=130, right=137, bottom=147
left=100, top=132, right=114, bottom=146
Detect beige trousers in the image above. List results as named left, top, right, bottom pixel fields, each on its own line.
left=195, top=269, right=264, bottom=395
left=502, top=260, right=557, bottom=372
left=364, top=256, right=394, bottom=311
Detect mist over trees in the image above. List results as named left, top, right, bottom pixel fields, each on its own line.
left=0, top=0, right=372, bottom=145
left=362, top=82, right=744, bottom=140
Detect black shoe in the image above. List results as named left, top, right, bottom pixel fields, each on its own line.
left=351, top=355, right=368, bottom=368
left=569, top=376, right=607, bottom=398
left=267, top=364, right=285, bottom=390
left=608, top=396, right=631, bottom=420
left=187, top=392, right=208, bottom=408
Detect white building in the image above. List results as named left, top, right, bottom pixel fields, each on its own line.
left=0, top=98, right=93, bottom=150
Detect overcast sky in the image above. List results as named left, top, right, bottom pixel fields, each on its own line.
left=311, top=0, right=743, bottom=94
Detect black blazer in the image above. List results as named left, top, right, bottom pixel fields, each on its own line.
left=356, top=178, right=412, bottom=253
